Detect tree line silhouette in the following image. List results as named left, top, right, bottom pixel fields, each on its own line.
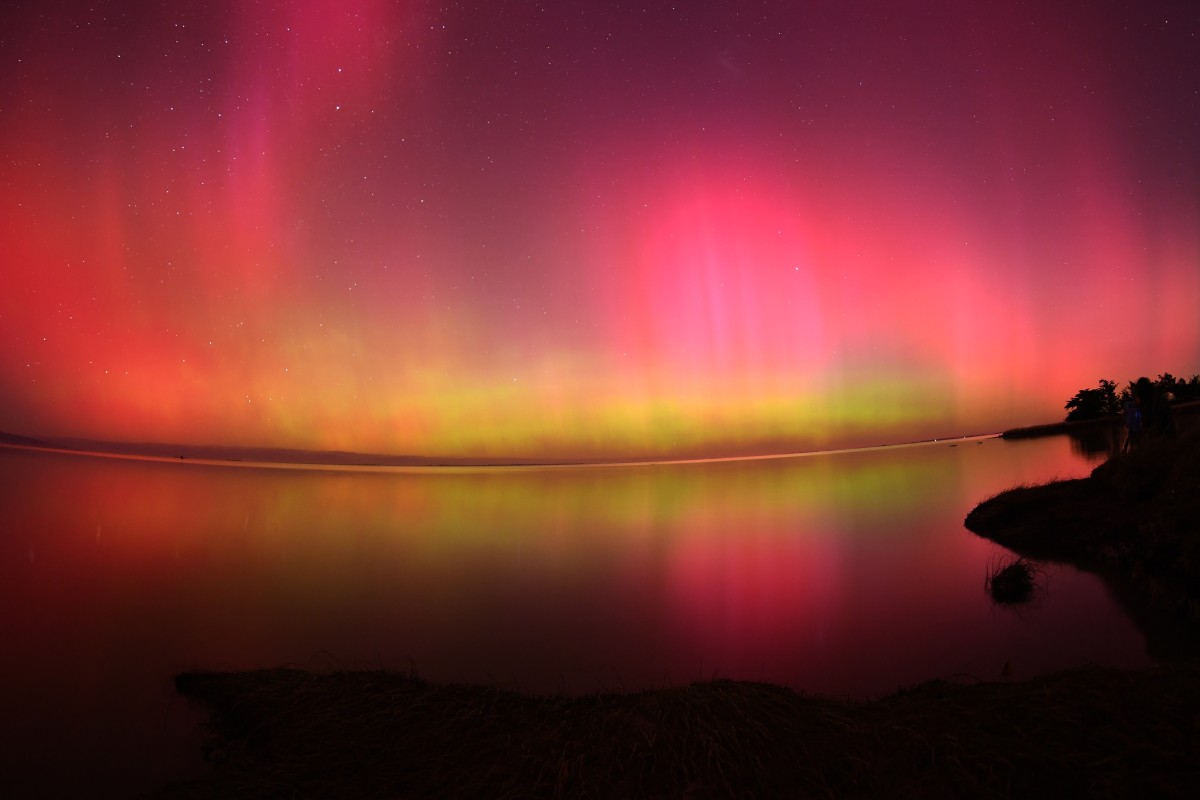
left=1064, top=373, right=1200, bottom=422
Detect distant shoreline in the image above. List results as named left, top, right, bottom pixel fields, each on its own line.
left=0, top=431, right=1001, bottom=471
left=1001, top=399, right=1200, bottom=440
left=1001, top=415, right=1122, bottom=439
left=10, top=401, right=1198, bottom=468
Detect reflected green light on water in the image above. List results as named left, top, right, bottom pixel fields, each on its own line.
left=0, top=437, right=1154, bottom=794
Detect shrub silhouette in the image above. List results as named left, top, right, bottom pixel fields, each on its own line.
left=1064, top=373, right=1198, bottom=422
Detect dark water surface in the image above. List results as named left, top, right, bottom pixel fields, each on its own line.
left=0, top=436, right=1157, bottom=796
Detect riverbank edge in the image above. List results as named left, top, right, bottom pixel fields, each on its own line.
left=965, top=427, right=1200, bottom=624
left=160, top=661, right=1200, bottom=799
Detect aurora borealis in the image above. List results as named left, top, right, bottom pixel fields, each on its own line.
left=2, top=1, right=1197, bottom=460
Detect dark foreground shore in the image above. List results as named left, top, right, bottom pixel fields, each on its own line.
left=162, top=662, right=1200, bottom=799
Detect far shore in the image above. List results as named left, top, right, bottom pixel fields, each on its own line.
left=1002, top=398, right=1200, bottom=439
left=0, top=429, right=1000, bottom=471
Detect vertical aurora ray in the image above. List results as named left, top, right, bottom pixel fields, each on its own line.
left=1, top=1, right=1197, bottom=459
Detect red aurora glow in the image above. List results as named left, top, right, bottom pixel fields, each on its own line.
left=2, top=1, right=1197, bottom=459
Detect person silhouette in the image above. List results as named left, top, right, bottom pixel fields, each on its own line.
left=1122, top=394, right=1143, bottom=452
left=1131, top=376, right=1175, bottom=444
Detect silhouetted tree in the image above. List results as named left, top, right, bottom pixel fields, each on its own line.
left=1065, top=372, right=1200, bottom=421
left=1189, top=374, right=1200, bottom=401
left=1119, top=381, right=1134, bottom=405
left=1157, top=373, right=1179, bottom=400
left=1098, top=379, right=1122, bottom=414
left=1172, top=374, right=1200, bottom=403
left=1064, top=379, right=1121, bottom=421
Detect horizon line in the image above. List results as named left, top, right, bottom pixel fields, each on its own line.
left=0, top=430, right=1004, bottom=472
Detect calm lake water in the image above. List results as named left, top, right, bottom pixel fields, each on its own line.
left=0, top=434, right=1162, bottom=795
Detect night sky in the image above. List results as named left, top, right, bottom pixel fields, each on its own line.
left=2, top=1, right=1197, bottom=460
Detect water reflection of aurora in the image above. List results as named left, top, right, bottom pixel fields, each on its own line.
left=6, top=435, right=1120, bottom=691
left=1, top=436, right=1151, bottom=795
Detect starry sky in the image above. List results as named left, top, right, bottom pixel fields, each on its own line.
left=2, top=1, right=1197, bottom=460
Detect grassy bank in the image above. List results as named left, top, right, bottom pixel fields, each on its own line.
left=966, top=429, right=1200, bottom=622
left=162, top=663, right=1200, bottom=799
